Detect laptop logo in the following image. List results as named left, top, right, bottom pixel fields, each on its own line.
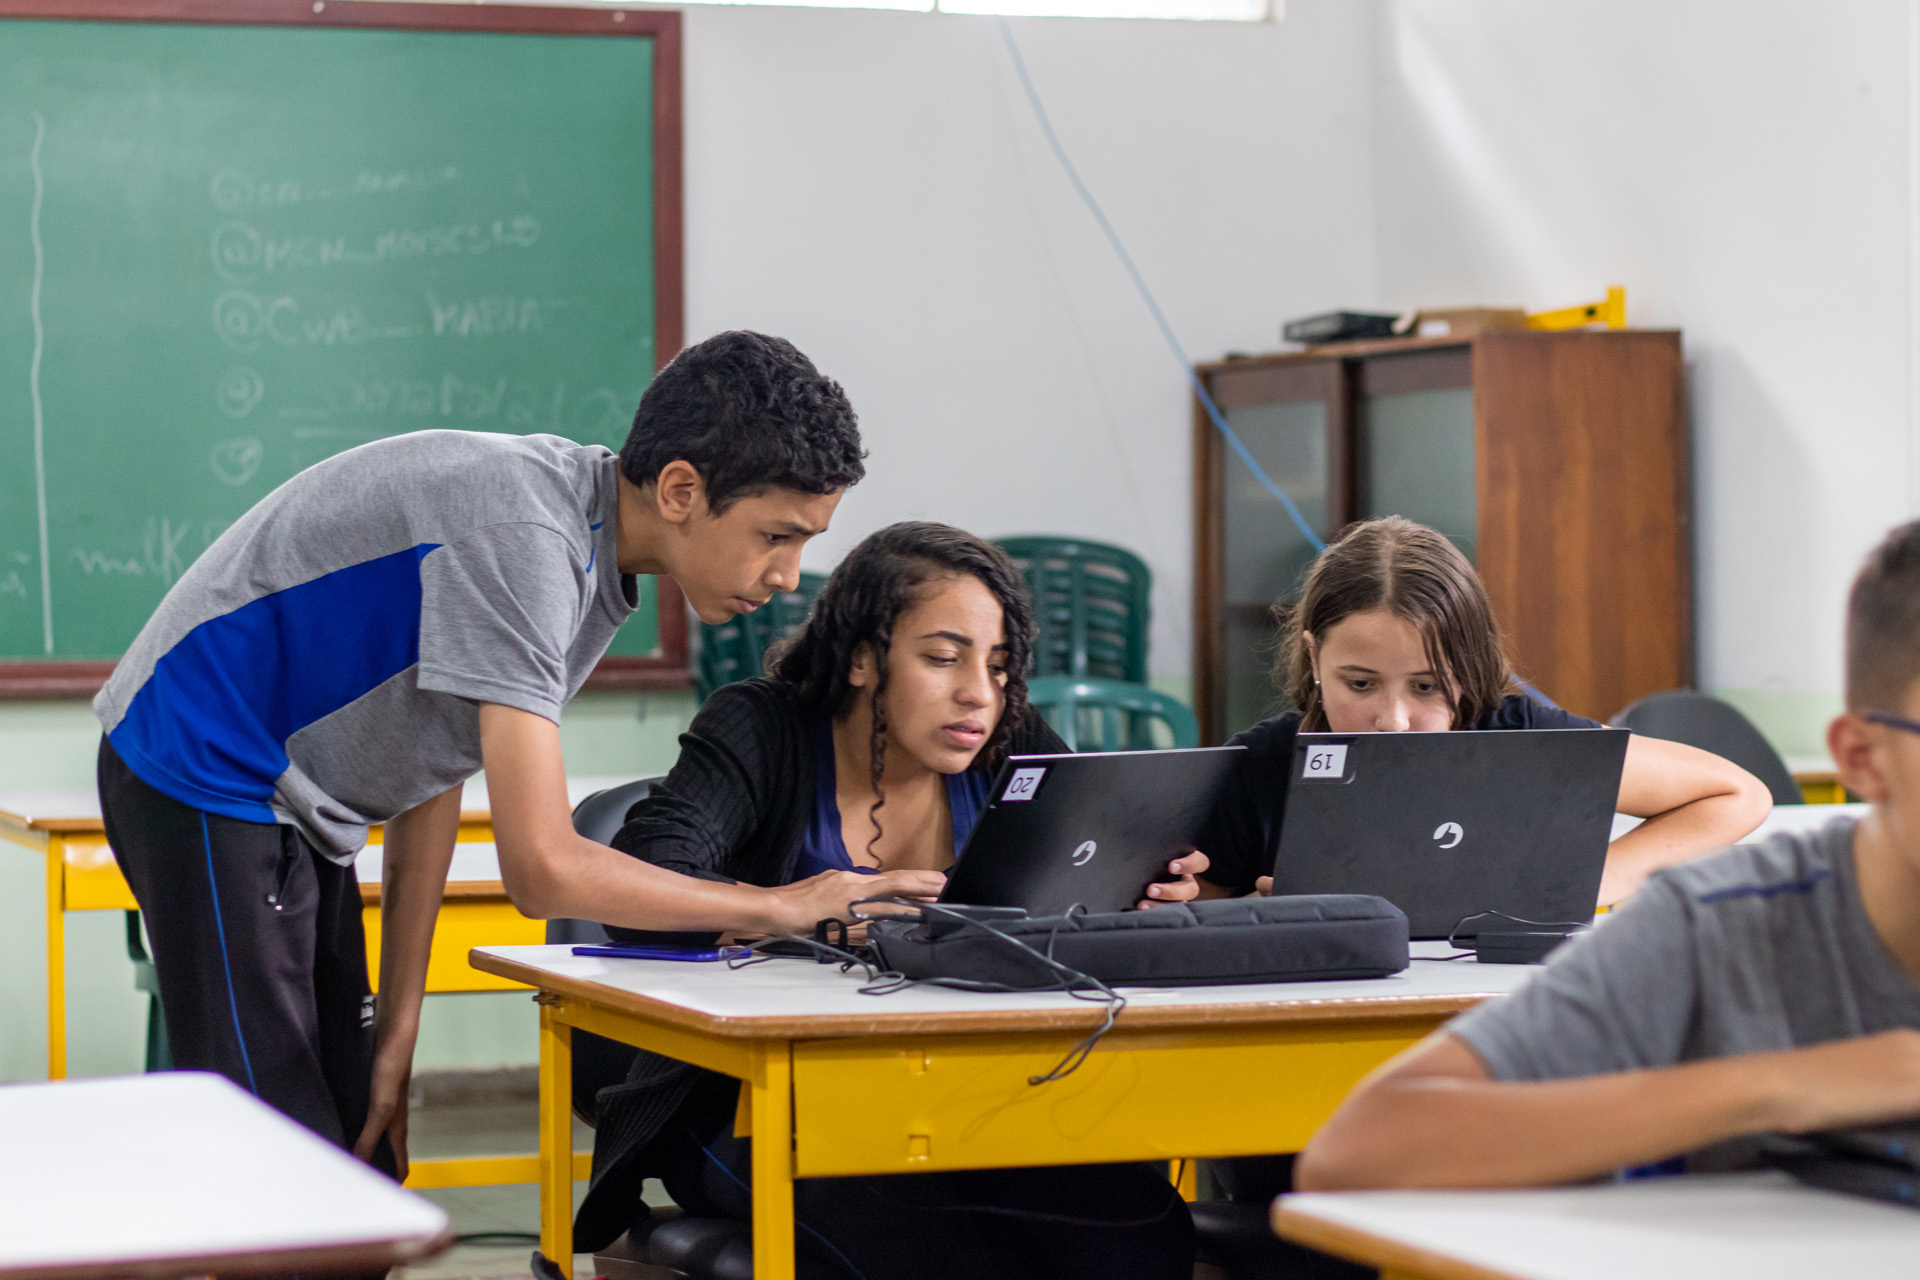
left=1003, top=767, right=1046, bottom=802
left=1302, top=744, right=1348, bottom=780
left=1071, top=840, right=1098, bottom=866
left=1433, top=822, right=1464, bottom=849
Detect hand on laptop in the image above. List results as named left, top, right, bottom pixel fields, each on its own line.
left=1253, top=876, right=1272, bottom=897
left=1138, top=850, right=1211, bottom=909
left=767, top=868, right=947, bottom=934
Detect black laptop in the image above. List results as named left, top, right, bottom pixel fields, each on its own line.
left=1270, top=728, right=1629, bottom=940
left=1771, top=1121, right=1920, bottom=1209
left=940, top=747, right=1243, bottom=917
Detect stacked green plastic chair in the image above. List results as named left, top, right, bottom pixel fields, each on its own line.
left=1026, top=676, right=1198, bottom=753
left=694, top=571, right=827, bottom=702
left=994, top=536, right=1151, bottom=685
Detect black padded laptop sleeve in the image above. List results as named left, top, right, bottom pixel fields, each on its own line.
left=867, top=894, right=1409, bottom=989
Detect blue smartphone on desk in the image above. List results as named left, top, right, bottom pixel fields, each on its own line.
left=571, top=943, right=743, bottom=963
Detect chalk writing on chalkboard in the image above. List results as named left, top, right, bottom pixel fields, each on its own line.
left=0, top=11, right=678, bottom=679
left=29, top=110, right=52, bottom=654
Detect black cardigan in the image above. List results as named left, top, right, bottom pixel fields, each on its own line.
left=575, top=677, right=1069, bottom=1247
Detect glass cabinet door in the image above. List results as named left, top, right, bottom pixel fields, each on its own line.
left=1355, top=349, right=1476, bottom=562
left=1197, top=360, right=1347, bottom=742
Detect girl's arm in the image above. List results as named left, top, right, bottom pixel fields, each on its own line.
left=483, top=703, right=944, bottom=933
left=1600, top=735, right=1772, bottom=904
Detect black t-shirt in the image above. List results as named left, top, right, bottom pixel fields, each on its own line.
left=1198, top=693, right=1602, bottom=895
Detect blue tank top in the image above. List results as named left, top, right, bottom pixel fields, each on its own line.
left=793, top=719, right=990, bottom=882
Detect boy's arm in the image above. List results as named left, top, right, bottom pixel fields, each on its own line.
left=1297, top=1027, right=1920, bottom=1191
left=352, top=782, right=462, bottom=1178
left=479, top=704, right=944, bottom=931
left=1601, top=735, right=1772, bottom=904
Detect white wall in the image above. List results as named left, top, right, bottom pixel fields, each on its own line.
left=0, top=0, right=1378, bottom=1081
left=1370, top=0, right=1913, bottom=754
left=679, top=1, right=1377, bottom=679
left=16, top=0, right=1913, bottom=1078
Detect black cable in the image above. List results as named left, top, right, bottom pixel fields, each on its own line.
left=1446, top=909, right=1590, bottom=952
left=452, top=1231, right=540, bottom=1245
left=849, top=897, right=1127, bottom=1085
left=721, top=901, right=1126, bottom=1085
left=726, top=932, right=882, bottom=979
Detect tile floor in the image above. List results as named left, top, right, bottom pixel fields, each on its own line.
left=393, top=1096, right=670, bottom=1280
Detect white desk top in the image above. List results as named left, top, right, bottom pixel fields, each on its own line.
left=1278, top=1172, right=1920, bottom=1280
left=472, top=943, right=1535, bottom=1036
left=1745, top=802, right=1868, bottom=838
left=1608, top=801, right=1865, bottom=843
left=0, top=776, right=637, bottom=830
left=355, top=841, right=501, bottom=885
left=0, top=1072, right=446, bottom=1279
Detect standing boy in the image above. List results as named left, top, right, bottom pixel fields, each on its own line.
left=95, top=331, right=943, bottom=1179
left=1297, top=518, right=1920, bottom=1191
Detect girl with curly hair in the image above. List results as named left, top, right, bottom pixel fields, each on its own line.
left=576, top=521, right=1203, bottom=1279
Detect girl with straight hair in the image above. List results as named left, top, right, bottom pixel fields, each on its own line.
left=1200, top=515, right=1770, bottom=902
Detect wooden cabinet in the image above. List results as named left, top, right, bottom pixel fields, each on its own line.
left=1193, top=330, right=1690, bottom=743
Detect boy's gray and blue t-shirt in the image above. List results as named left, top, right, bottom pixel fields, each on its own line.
left=1452, top=816, right=1920, bottom=1099
left=94, top=430, right=636, bottom=859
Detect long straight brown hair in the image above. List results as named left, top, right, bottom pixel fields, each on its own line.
left=1276, top=516, right=1517, bottom=731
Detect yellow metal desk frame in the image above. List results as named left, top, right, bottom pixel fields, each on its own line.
left=0, top=796, right=570, bottom=1192
left=472, top=945, right=1522, bottom=1280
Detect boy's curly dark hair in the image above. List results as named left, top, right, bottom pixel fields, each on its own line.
left=620, top=330, right=866, bottom=513
left=769, top=522, right=1035, bottom=861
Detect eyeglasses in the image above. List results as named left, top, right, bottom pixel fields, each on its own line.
left=1863, top=709, right=1920, bottom=737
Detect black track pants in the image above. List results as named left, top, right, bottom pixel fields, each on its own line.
left=97, top=736, right=395, bottom=1173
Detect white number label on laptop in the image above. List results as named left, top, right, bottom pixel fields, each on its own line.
left=1302, top=744, right=1348, bottom=780
left=1003, top=767, right=1046, bottom=801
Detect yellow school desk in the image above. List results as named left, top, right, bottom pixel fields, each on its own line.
left=470, top=943, right=1536, bottom=1280
left=1274, top=1171, right=1920, bottom=1280
left=0, top=777, right=628, bottom=1191
left=1787, top=754, right=1849, bottom=805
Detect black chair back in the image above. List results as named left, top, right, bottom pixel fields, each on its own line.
left=1609, top=690, right=1803, bottom=806
left=550, top=776, right=664, bottom=1123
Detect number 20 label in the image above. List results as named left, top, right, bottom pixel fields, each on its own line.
left=1302, top=745, right=1348, bottom=780
left=1003, top=767, right=1047, bottom=801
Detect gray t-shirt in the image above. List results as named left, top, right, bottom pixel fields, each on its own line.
left=95, top=430, right=637, bottom=859
left=1451, top=816, right=1920, bottom=1163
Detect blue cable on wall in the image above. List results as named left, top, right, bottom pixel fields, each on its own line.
left=996, top=18, right=1326, bottom=554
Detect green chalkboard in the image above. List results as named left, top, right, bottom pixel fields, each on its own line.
left=0, top=1, right=685, bottom=692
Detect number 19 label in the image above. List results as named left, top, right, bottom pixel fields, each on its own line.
left=1302, top=744, right=1348, bottom=780
left=1003, top=767, right=1046, bottom=801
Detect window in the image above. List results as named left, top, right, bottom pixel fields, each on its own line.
left=943, top=0, right=1269, bottom=19
left=627, top=0, right=1274, bottom=21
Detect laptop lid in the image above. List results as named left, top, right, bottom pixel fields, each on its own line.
left=1807, top=1122, right=1920, bottom=1172
left=1771, top=1146, right=1920, bottom=1210
left=941, top=747, right=1243, bottom=917
left=1270, top=728, right=1629, bottom=940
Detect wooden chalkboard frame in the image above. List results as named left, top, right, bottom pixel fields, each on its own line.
left=0, top=0, right=689, bottom=697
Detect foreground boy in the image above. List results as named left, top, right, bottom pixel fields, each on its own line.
left=94, top=332, right=944, bottom=1185
left=1299, top=519, right=1920, bottom=1191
